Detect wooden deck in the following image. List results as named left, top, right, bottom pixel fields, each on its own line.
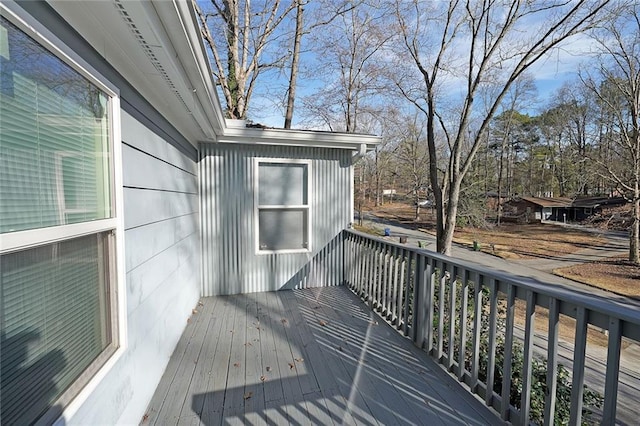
left=143, top=286, right=502, bottom=425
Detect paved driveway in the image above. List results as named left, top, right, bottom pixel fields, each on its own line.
left=361, top=214, right=636, bottom=308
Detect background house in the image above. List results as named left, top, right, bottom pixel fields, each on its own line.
left=0, top=1, right=377, bottom=424
left=502, top=196, right=572, bottom=222
left=503, top=196, right=628, bottom=224
left=571, top=196, right=628, bottom=221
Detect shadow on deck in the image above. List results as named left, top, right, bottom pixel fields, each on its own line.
left=143, top=286, right=502, bottom=425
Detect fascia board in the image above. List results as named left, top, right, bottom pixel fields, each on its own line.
left=141, top=1, right=222, bottom=139
left=216, top=127, right=381, bottom=150
left=164, top=0, right=226, bottom=135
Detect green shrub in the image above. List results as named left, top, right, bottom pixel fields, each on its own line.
left=433, top=275, right=604, bottom=425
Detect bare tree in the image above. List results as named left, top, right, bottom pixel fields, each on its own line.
left=393, top=115, right=430, bottom=219
left=194, top=0, right=295, bottom=119
left=489, top=76, right=537, bottom=224
left=283, top=0, right=359, bottom=128
left=283, top=0, right=305, bottom=128
left=582, top=4, right=640, bottom=263
left=391, top=0, right=610, bottom=255
left=301, top=3, right=391, bottom=132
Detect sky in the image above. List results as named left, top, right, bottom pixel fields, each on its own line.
left=203, top=1, right=603, bottom=130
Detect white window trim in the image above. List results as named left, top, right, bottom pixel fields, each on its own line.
left=1, top=2, right=127, bottom=424
left=254, top=158, right=312, bottom=255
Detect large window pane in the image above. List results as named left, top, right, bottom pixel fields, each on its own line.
left=259, top=208, right=308, bottom=251
left=0, top=17, right=111, bottom=234
left=258, top=163, right=307, bottom=205
left=0, top=233, right=111, bottom=425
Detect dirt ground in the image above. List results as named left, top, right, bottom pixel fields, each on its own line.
left=554, top=259, right=640, bottom=299
left=367, top=202, right=639, bottom=299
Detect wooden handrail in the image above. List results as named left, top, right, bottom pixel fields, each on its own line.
left=342, top=228, right=640, bottom=425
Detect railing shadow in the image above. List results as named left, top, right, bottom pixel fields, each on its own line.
left=189, top=287, right=497, bottom=425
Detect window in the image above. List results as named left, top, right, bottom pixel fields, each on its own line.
left=0, top=14, right=119, bottom=425
left=255, top=159, right=311, bottom=253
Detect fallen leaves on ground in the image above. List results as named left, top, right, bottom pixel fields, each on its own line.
left=554, top=259, right=640, bottom=299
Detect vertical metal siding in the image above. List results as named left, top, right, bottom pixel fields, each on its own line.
left=199, top=143, right=352, bottom=296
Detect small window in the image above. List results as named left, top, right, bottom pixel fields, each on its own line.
left=0, top=14, right=119, bottom=424
left=255, top=160, right=311, bottom=253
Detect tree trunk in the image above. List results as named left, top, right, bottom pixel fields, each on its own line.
left=284, top=0, right=303, bottom=129
left=497, top=139, right=505, bottom=225
left=631, top=192, right=640, bottom=264
left=440, top=181, right=461, bottom=256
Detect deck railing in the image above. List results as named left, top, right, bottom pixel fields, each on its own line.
left=342, top=229, right=640, bottom=425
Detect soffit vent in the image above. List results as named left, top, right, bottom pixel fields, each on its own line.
left=112, top=0, right=209, bottom=138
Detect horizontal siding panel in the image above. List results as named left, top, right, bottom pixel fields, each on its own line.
left=123, top=188, right=197, bottom=229
left=127, top=239, right=184, bottom=315
left=122, top=144, right=197, bottom=193
left=126, top=257, right=199, bottom=350
left=125, top=214, right=198, bottom=272
left=121, top=111, right=197, bottom=175
left=200, top=143, right=352, bottom=296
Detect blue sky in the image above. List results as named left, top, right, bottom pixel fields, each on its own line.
left=202, top=1, right=598, bottom=130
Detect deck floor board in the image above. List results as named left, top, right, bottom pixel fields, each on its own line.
left=143, top=286, right=502, bottom=425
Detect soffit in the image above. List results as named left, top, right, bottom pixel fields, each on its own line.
left=47, top=0, right=224, bottom=144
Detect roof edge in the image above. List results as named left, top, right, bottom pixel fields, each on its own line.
left=214, top=125, right=381, bottom=150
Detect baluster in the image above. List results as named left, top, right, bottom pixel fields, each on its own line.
left=457, top=268, right=470, bottom=381
left=447, top=264, right=457, bottom=370
left=602, top=317, right=622, bottom=424
left=437, top=260, right=446, bottom=361
left=486, top=278, right=498, bottom=408
left=470, top=272, right=483, bottom=394
left=397, top=250, right=405, bottom=332
left=501, top=284, right=516, bottom=420
left=569, top=306, right=588, bottom=426
left=520, top=290, right=536, bottom=424
left=544, top=297, right=560, bottom=426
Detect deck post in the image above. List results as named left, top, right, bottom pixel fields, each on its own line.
left=414, top=253, right=426, bottom=346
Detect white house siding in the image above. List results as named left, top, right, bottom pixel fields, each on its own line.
left=7, top=3, right=202, bottom=424
left=200, top=143, right=351, bottom=296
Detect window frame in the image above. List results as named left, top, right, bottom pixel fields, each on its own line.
left=0, top=2, right=126, bottom=423
left=254, top=158, right=312, bottom=255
